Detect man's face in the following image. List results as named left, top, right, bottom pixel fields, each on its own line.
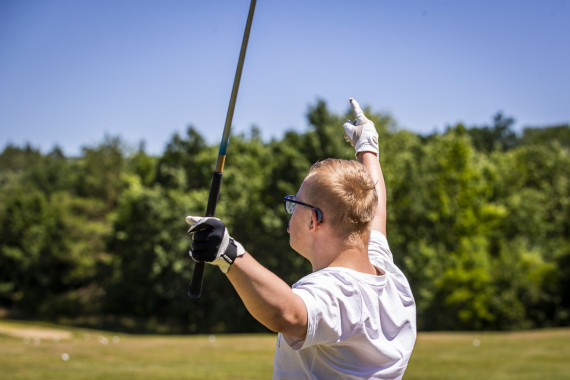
left=287, top=182, right=311, bottom=258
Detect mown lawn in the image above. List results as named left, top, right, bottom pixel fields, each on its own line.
left=406, top=329, right=570, bottom=380
left=1, top=319, right=569, bottom=379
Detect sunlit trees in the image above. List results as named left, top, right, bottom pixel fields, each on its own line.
left=1, top=103, right=568, bottom=332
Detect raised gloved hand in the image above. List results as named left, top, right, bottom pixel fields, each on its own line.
left=343, top=98, right=379, bottom=155
left=186, top=216, right=245, bottom=274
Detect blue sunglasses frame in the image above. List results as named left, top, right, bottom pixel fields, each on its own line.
left=283, top=195, right=323, bottom=223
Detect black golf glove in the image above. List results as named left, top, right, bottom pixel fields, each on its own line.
left=186, top=216, right=245, bottom=273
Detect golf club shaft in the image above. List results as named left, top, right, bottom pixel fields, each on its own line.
left=188, top=0, right=256, bottom=298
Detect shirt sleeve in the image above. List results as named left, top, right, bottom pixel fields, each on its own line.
left=368, top=230, right=394, bottom=269
left=285, top=272, right=363, bottom=350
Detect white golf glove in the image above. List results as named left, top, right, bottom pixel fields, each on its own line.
left=186, top=216, right=245, bottom=274
left=343, top=98, right=379, bottom=156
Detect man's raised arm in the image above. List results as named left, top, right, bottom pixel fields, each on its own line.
left=343, top=98, right=387, bottom=236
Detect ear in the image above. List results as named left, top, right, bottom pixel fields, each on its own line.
left=308, top=209, right=319, bottom=231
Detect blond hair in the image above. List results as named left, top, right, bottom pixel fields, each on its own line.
left=303, top=159, right=377, bottom=246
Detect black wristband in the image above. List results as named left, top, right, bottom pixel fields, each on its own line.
left=221, top=238, right=239, bottom=266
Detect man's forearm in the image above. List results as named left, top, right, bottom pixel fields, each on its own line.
left=358, top=151, right=387, bottom=236
left=226, top=252, right=308, bottom=338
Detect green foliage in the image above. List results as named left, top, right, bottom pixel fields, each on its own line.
left=105, top=178, right=192, bottom=321
left=465, top=112, right=519, bottom=152
left=72, top=136, right=126, bottom=210
left=1, top=99, right=569, bottom=332
left=521, top=124, right=570, bottom=148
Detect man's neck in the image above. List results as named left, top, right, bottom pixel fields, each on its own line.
left=310, top=235, right=376, bottom=275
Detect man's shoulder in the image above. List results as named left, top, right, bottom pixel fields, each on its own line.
left=293, top=267, right=351, bottom=288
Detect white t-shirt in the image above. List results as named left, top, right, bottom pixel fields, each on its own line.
left=272, top=231, right=416, bottom=380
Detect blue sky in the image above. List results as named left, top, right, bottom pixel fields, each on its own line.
left=1, top=0, right=569, bottom=156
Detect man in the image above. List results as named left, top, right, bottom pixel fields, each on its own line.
left=186, top=98, right=417, bottom=379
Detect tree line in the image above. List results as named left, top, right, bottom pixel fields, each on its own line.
left=1, top=100, right=569, bottom=333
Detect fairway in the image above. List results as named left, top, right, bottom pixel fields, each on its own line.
left=1, top=319, right=569, bottom=380
left=406, top=329, right=570, bottom=380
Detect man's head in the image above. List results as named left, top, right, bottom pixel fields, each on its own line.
left=302, top=158, right=378, bottom=247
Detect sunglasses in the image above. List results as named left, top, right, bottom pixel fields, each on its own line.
left=283, top=195, right=323, bottom=223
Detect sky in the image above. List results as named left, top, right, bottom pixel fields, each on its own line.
left=1, top=0, right=569, bottom=156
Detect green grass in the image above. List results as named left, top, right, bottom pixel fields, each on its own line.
left=1, top=319, right=569, bottom=379
left=406, top=329, right=570, bottom=380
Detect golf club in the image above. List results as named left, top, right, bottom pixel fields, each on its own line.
left=188, top=0, right=257, bottom=298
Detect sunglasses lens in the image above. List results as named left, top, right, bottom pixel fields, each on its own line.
left=285, top=196, right=295, bottom=214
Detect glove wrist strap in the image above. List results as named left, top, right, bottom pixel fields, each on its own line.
left=219, top=238, right=244, bottom=274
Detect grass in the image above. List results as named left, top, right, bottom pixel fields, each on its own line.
left=406, top=329, right=570, bottom=380
left=1, top=319, right=569, bottom=379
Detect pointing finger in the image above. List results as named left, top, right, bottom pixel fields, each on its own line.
left=186, top=216, right=202, bottom=226
left=349, top=98, right=367, bottom=124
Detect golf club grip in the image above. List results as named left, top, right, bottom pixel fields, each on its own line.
left=188, top=262, right=205, bottom=298
left=188, top=170, right=223, bottom=298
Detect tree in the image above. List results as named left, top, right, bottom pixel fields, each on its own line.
left=521, top=124, right=570, bottom=148
left=466, top=112, right=519, bottom=152
left=72, top=136, right=126, bottom=210
left=1, top=102, right=569, bottom=333
left=156, top=126, right=213, bottom=191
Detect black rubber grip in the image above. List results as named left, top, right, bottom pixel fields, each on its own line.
left=187, top=171, right=223, bottom=298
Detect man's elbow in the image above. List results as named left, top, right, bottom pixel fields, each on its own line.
left=263, top=309, right=307, bottom=339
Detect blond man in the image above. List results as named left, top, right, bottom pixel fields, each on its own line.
left=187, top=98, right=417, bottom=379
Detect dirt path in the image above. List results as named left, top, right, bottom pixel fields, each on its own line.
left=0, top=321, right=72, bottom=340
